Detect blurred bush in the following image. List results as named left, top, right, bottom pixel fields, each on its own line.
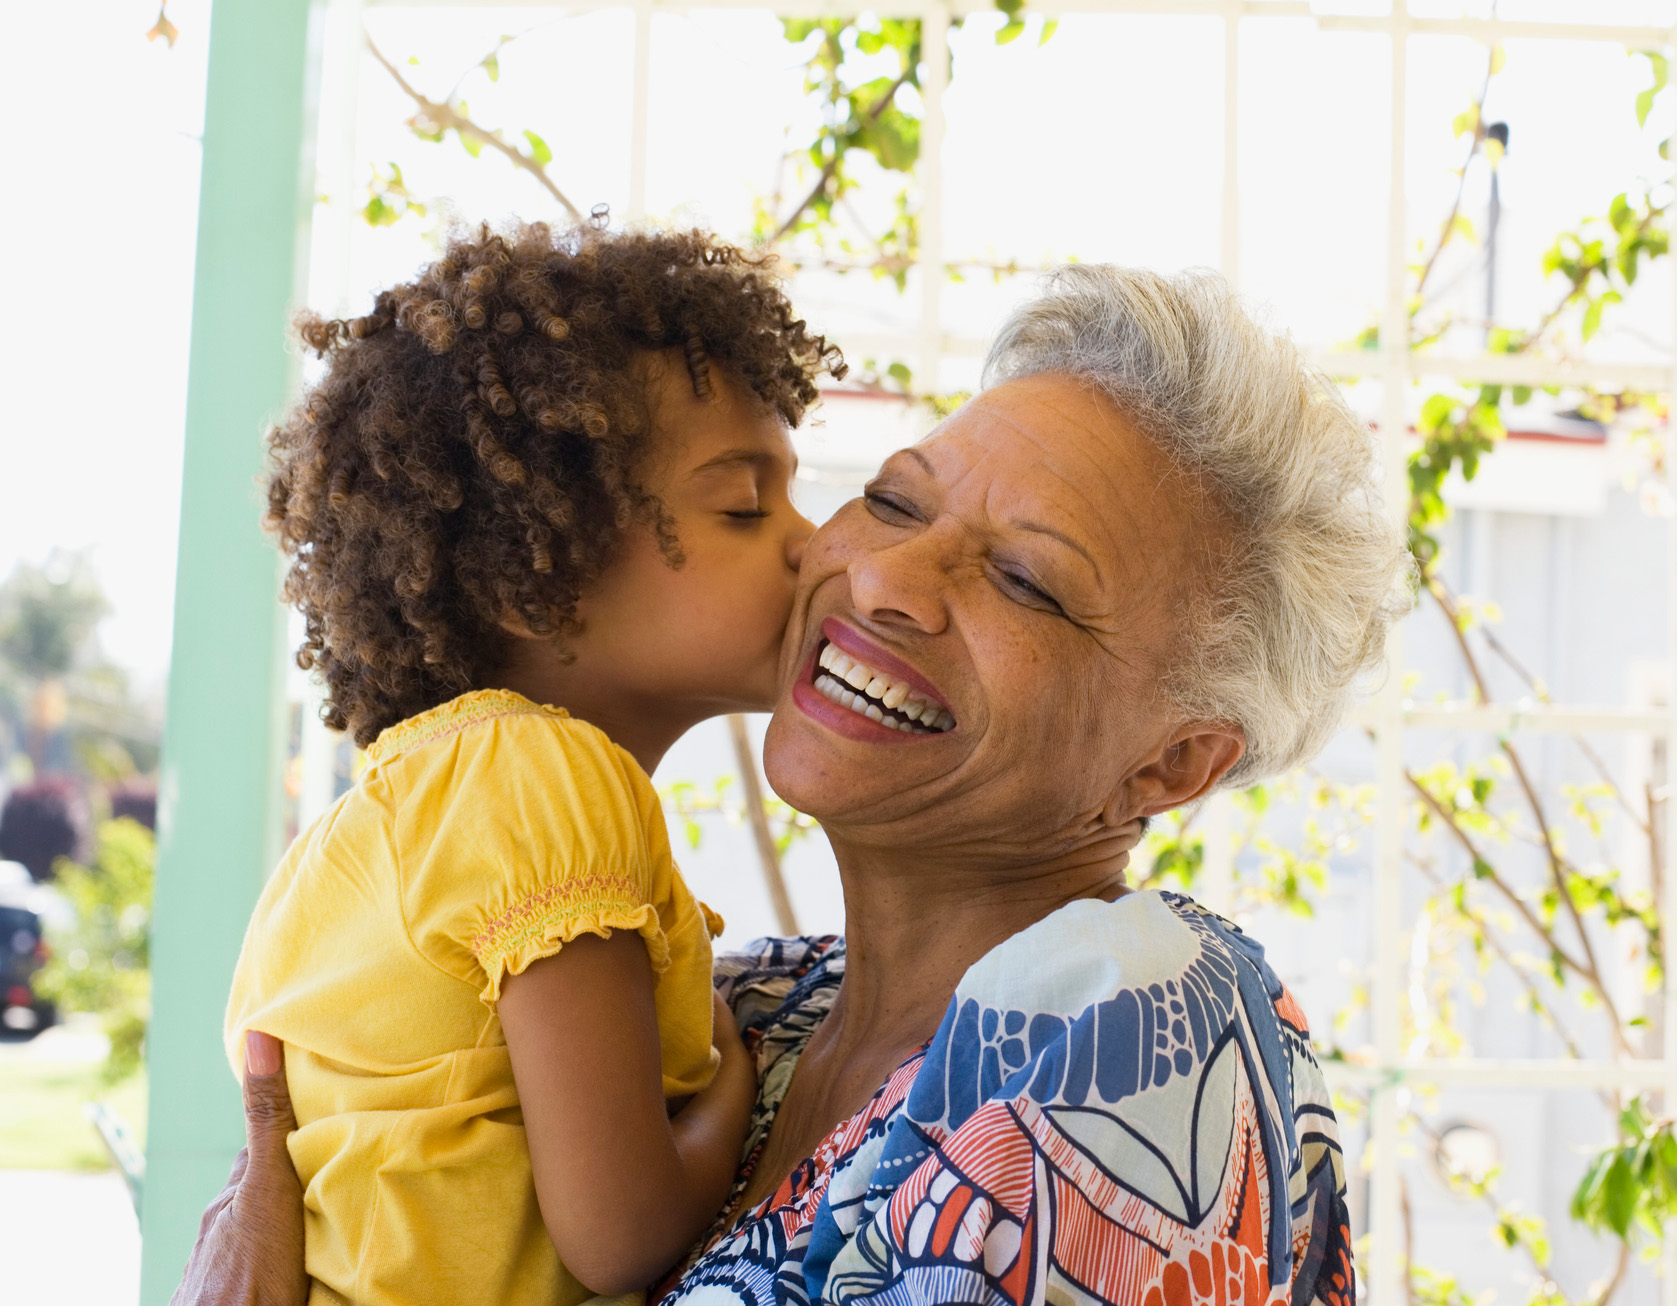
left=35, top=817, right=153, bottom=1084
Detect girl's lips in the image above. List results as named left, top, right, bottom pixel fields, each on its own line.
left=818, top=618, right=951, bottom=712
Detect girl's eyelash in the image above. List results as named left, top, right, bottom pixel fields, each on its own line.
left=725, top=509, right=770, bottom=520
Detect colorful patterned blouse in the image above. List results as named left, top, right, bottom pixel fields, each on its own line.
left=661, top=891, right=1354, bottom=1306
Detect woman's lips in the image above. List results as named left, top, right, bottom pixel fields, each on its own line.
left=819, top=619, right=951, bottom=711
left=790, top=619, right=956, bottom=741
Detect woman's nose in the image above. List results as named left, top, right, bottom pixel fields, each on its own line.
left=847, top=528, right=950, bottom=635
left=785, top=508, right=816, bottom=573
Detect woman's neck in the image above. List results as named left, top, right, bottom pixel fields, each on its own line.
left=814, top=836, right=1132, bottom=1061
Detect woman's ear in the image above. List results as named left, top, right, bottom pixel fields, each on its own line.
left=1121, top=725, right=1245, bottom=820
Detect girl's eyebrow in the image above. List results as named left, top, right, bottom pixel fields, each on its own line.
left=692, top=448, right=798, bottom=476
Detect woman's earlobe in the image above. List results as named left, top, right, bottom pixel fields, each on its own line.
left=1129, top=725, right=1247, bottom=819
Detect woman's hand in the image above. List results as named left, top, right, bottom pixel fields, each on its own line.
left=169, top=1032, right=308, bottom=1306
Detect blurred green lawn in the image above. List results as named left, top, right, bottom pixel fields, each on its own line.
left=0, top=1055, right=147, bottom=1171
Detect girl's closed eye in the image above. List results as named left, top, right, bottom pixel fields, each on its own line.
left=725, top=507, right=771, bottom=521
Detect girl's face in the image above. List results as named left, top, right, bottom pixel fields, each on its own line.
left=551, top=358, right=813, bottom=730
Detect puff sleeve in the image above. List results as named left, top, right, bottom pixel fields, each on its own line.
left=393, top=711, right=672, bottom=1009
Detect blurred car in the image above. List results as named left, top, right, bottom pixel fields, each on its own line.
left=0, top=858, right=58, bottom=1035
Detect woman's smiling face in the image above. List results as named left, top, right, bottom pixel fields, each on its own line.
left=763, top=372, right=1245, bottom=864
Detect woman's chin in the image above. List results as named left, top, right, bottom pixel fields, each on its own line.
left=763, top=685, right=928, bottom=824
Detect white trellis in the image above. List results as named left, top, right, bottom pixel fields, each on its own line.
left=302, top=4, right=1677, bottom=1301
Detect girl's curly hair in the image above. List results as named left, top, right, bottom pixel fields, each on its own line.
left=265, top=221, right=845, bottom=747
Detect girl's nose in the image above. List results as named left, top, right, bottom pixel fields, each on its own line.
left=785, top=508, right=816, bottom=573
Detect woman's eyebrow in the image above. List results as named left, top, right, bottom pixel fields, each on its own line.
left=1012, top=519, right=1101, bottom=581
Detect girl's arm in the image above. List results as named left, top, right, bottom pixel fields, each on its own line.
left=498, top=930, right=756, bottom=1296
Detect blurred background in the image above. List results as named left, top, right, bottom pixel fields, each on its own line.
left=4, top=0, right=1677, bottom=1302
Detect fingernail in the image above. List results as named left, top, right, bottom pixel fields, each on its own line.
left=246, top=1030, right=281, bottom=1077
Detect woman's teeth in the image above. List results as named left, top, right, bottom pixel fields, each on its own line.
left=813, top=643, right=954, bottom=734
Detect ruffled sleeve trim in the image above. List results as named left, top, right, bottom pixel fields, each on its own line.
left=470, top=874, right=671, bottom=1010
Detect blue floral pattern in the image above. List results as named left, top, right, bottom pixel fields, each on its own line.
left=659, top=892, right=1353, bottom=1306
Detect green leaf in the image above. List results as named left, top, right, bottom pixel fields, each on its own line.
left=1452, top=105, right=1480, bottom=139
left=1603, top=1152, right=1638, bottom=1237
left=1039, top=18, right=1058, bottom=45
left=996, top=17, right=1025, bottom=44
left=1572, top=1152, right=1609, bottom=1221
left=1637, top=87, right=1656, bottom=128
left=1471, top=856, right=1495, bottom=881
left=523, top=129, right=553, bottom=166
left=1419, top=393, right=1457, bottom=432
left=482, top=51, right=500, bottom=82
left=887, top=360, right=914, bottom=388
left=459, top=131, right=484, bottom=158
left=1609, top=192, right=1633, bottom=233
left=1512, top=385, right=1532, bottom=405
left=1581, top=298, right=1605, bottom=342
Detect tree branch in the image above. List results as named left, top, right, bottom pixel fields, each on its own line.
left=1473, top=616, right=1652, bottom=839
left=1422, top=578, right=1628, bottom=1046
left=1402, top=759, right=1595, bottom=987
left=727, top=714, right=799, bottom=936
left=770, top=67, right=914, bottom=245
left=365, top=36, right=583, bottom=223
left=1413, top=47, right=1498, bottom=303
left=1411, top=859, right=1589, bottom=1060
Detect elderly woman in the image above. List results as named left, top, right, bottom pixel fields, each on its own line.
left=176, top=264, right=1403, bottom=1306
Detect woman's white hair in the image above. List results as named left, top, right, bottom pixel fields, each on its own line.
left=983, top=264, right=1414, bottom=787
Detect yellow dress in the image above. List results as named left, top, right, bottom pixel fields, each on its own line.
left=225, top=689, right=722, bottom=1306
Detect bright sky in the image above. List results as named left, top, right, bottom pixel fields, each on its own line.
left=2, top=0, right=1672, bottom=690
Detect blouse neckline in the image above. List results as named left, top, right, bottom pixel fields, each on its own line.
left=364, top=688, right=570, bottom=766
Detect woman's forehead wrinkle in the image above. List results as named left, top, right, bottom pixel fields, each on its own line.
left=961, top=391, right=1169, bottom=591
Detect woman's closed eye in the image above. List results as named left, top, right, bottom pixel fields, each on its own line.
left=992, top=563, right=1064, bottom=614
left=863, top=488, right=923, bottom=523
left=724, top=508, right=771, bottom=520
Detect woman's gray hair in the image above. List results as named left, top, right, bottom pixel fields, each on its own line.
left=983, top=264, right=1414, bottom=787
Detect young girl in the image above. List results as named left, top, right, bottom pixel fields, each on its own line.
left=224, top=222, right=844, bottom=1306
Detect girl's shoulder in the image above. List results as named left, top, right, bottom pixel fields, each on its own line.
left=364, top=688, right=655, bottom=819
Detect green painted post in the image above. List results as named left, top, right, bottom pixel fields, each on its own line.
left=139, top=1, right=320, bottom=1301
